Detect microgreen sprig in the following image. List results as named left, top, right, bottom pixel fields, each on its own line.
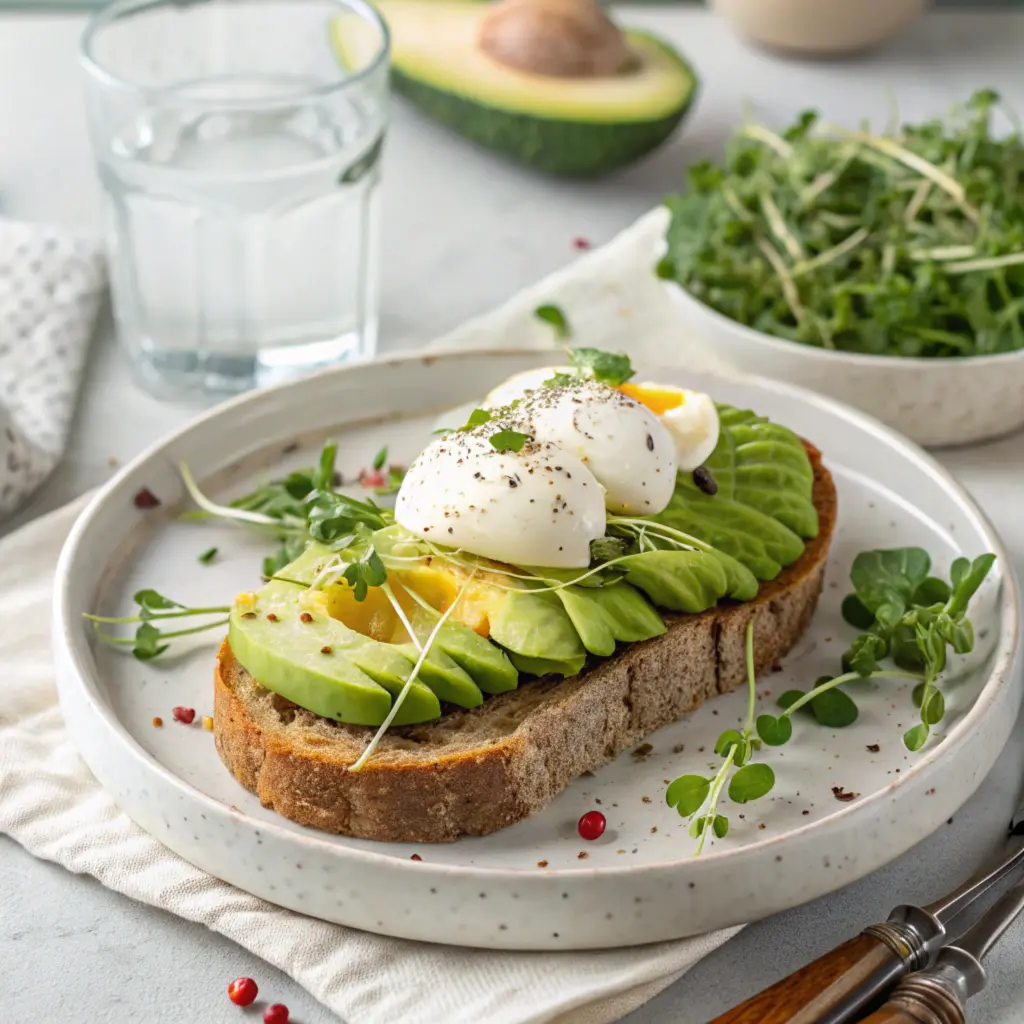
left=659, top=90, right=1024, bottom=357
left=84, top=589, right=230, bottom=661
left=667, top=619, right=776, bottom=853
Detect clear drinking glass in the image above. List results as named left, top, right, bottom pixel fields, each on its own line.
left=81, top=0, right=389, bottom=396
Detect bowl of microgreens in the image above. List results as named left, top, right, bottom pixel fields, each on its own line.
left=657, top=90, right=1024, bottom=448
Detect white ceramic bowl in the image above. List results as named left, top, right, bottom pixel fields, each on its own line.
left=664, top=280, right=1024, bottom=448
left=709, top=0, right=927, bottom=56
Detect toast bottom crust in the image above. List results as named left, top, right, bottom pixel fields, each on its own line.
left=214, top=454, right=836, bottom=842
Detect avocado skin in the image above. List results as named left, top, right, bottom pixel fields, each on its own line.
left=389, top=34, right=698, bottom=178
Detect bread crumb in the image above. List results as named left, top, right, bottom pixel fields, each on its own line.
left=650, top=826, right=658, bottom=834
left=672, top=743, right=685, bottom=754
left=577, top=851, right=588, bottom=860
left=107, top=455, right=118, bottom=468
left=641, top=796, right=651, bottom=804
left=537, top=860, right=549, bottom=868
left=617, top=849, right=625, bottom=855
left=632, top=743, right=654, bottom=758
left=410, top=854, right=422, bottom=862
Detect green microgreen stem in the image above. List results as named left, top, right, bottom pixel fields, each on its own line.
left=780, top=669, right=923, bottom=720
left=696, top=748, right=735, bottom=855
left=743, top=617, right=757, bottom=736
left=380, top=582, right=422, bottom=652
left=83, top=606, right=229, bottom=625
left=179, top=462, right=306, bottom=533
left=91, top=620, right=229, bottom=645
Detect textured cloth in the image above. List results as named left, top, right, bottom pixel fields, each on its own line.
left=0, top=219, right=105, bottom=515
left=0, top=208, right=742, bottom=1024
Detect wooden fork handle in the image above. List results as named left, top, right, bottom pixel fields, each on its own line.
left=858, top=975, right=967, bottom=1024
left=710, top=932, right=908, bottom=1024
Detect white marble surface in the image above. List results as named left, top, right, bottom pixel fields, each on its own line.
left=2, top=7, right=1024, bottom=1023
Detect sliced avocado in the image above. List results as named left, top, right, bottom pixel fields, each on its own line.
left=231, top=545, right=443, bottom=725
left=395, top=641, right=484, bottom=708
left=713, top=405, right=819, bottom=539
left=229, top=599, right=436, bottom=726
left=490, top=589, right=587, bottom=677
left=618, top=550, right=729, bottom=614
left=407, top=605, right=519, bottom=694
left=526, top=570, right=666, bottom=657
left=332, top=0, right=698, bottom=177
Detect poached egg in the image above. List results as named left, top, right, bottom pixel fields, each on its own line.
left=506, top=380, right=677, bottom=516
left=395, top=430, right=606, bottom=569
left=398, top=369, right=721, bottom=568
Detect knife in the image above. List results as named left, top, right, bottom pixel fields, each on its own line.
left=858, top=868, right=1024, bottom=1024
left=710, top=806, right=1024, bottom=1024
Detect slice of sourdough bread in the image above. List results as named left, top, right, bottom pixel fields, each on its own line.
left=214, top=446, right=837, bottom=843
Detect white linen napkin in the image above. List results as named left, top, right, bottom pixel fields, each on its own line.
left=0, top=219, right=105, bottom=516
left=0, top=208, right=744, bottom=1024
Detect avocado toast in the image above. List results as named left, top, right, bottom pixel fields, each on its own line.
left=211, top=360, right=837, bottom=842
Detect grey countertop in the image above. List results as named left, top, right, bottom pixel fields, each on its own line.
left=2, top=7, right=1024, bottom=1023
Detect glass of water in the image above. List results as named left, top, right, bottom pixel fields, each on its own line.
left=81, top=0, right=389, bottom=396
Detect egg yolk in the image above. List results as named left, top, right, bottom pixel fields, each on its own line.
left=617, top=382, right=686, bottom=416
left=323, top=565, right=499, bottom=642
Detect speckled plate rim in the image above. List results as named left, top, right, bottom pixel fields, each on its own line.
left=53, top=348, right=1021, bottom=886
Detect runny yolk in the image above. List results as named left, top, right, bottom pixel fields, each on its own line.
left=324, top=566, right=495, bottom=642
left=617, top=382, right=686, bottom=416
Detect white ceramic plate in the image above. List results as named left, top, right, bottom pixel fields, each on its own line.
left=54, top=349, right=1021, bottom=951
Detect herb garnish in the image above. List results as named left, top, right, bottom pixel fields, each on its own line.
left=534, top=303, right=571, bottom=339
left=840, top=548, right=996, bottom=750
left=342, top=548, right=388, bottom=602
left=198, top=547, right=218, bottom=565
left=567, top=347, right=635, bottom=387
left=84, top=589, right=230, bottom=661
left=659, top=90, right=1024, bottom=356
left=489, top=429, right=529, bottom=453
left=751, top=547, right=995, bottom=754
left=667, top=619, right=775, bottom=853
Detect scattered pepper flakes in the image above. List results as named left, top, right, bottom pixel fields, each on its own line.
left=672, top=743, right=685, bottom=754
left=537, top=860, right=549, bottom=868
left=172, top=706, right=196, bottom=725
left=133, top=487, right=161, bottom=509
left=410, top=854, right=422, bottom=862
left=802, top=809, right=810, bottom=815
left=866, top=744, right=880, bottom=753
left=577, top=851, right=588, bottom=860
left=758, top=823, right=767, bottom=830
left=641, top=796, right=651, bottom=804
left=572, top=236, right=592, bottom=251
left=152, top=716, right=163, bottom=728
left=202, top=716, right=214, bottom=731
left=632, top=743, right=654, bottom=758
left=300, top=612, right=313, bottom=623
left=832, top=786, right=857, bottom=802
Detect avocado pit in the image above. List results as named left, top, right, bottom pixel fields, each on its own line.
left=478, top=0, right=636, bottom=79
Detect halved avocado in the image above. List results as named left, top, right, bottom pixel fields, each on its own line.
left=332, top=0, right=698, bottom=177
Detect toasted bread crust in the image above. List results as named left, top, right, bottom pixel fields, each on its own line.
left=214, top=451, right=836, bottom=842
